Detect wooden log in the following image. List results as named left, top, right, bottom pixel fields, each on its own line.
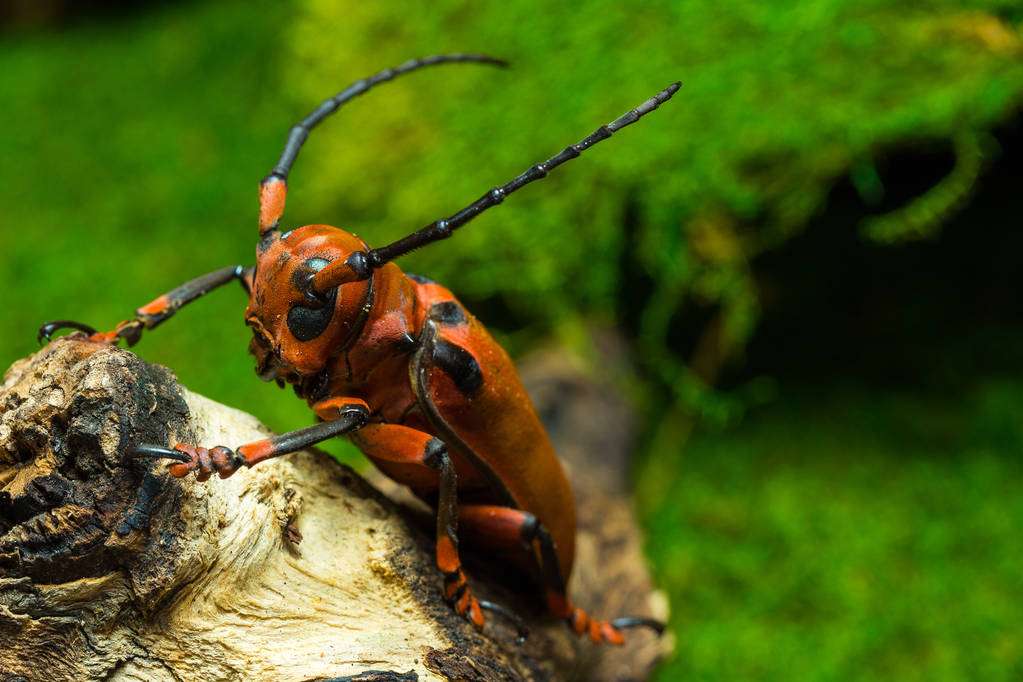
left=0, top=338, right=669, bottom=681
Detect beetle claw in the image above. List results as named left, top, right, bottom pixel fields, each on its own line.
left=132, top=444, right=192, bottom=463
left=37, top=318, right=144, bottom=347
left=610, top=616, right=665, bottom=636
left=478, top=600, right=529, bottom=644
left=37, top=320, right=98, bottom=344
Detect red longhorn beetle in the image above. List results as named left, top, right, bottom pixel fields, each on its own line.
left=40, top=54, right=679, bottom=646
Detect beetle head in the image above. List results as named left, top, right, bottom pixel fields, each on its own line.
left=246, top=225, right=372, bottom=387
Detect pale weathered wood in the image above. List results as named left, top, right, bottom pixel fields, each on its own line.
left=0, top=337, right=668, bottom=681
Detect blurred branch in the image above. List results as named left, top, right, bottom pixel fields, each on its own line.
left=863, top=131, right=988, bottom=243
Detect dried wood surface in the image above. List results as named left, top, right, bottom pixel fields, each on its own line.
left=0, top=338, right=668, bottom=681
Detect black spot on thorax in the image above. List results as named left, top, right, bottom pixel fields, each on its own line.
left=431, top=339, right=483, bottom=396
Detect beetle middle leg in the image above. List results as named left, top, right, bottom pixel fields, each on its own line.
left=458, top=505, right=665, bottom=646
left=351, top=423, right=487, bottom=630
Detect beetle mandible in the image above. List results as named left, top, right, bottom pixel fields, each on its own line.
left=39, top=54, right=679, bottom=646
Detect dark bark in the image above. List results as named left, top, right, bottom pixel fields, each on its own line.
left=0, top=337, right=668, bottom=681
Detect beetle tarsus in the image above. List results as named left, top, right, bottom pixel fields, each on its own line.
left=37, top=318, right=146, bottom=347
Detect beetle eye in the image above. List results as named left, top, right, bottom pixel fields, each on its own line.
left=287, top=257, right=336, bottom=341
left=287, top=288, right=336, bottom=341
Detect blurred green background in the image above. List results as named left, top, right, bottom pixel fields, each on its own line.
left=2, top=1, right=1022, bottom=679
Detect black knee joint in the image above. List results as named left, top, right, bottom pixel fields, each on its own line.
left=227, top=448, right=245, bottom=470
left=518, top=513, right=541, bottom=543
left=424, top=438, right=448, bottom=469
left=347, top=405, right=371, bottom=430
left=444, top=572, right=468, bottom=602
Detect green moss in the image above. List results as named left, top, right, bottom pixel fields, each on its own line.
left=280, top=1, right=1023, bottom=414
left=0, top=1, right=354, bottom=454
left=2, top=1, right=1020, bottom=420
left=638, top=384, right=1023, bottom=681
left=1, top=5, right=1022, bottom=678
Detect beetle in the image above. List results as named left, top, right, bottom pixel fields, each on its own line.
left=39, top=54, right=678, bottom=646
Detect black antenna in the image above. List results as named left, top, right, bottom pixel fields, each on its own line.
left=266, top=53, right=508, bottom=184
left=323, top=80, right=681, bottom=283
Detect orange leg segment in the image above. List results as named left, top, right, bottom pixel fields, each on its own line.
left=351, top=423, right=486, bottom=630
left=458, top=505, right=664, bottom=646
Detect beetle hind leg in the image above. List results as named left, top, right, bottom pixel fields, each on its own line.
left=458, top=505, right=664, bottom=646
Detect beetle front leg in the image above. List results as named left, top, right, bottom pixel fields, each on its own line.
left=38, top=264, right=253, bottom=347
left=134, top=399, right=369, bottom=482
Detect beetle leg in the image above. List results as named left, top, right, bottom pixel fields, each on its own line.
left=133, top=400, right=369, bottom=482
left=458, top=505, right=665, bottom=646
left=38, top=265, right=253, bottom=347
left=36, top=320, right=97, bottom=343
left=351, top=423, right=485, bottom=631
left=114, top=468, right=167, bottom=536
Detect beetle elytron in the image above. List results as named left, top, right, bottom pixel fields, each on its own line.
left=40, top=54, right=678, bottom=645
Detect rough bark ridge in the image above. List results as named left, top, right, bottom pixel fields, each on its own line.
left=0, top=338, right=669, bottom=681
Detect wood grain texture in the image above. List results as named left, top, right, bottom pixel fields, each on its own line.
left=0, top=337, right=668, bottom=681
